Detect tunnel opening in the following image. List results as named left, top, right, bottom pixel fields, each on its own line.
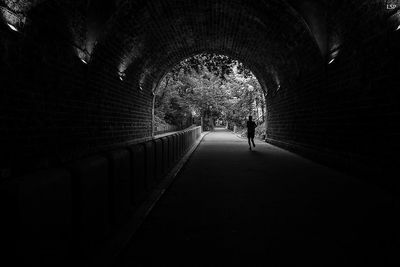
left=152, top=53, right=267, bottom=137
left=1, top=1, right=400, bottom=264
left=0, top=0, right=398, bottom=188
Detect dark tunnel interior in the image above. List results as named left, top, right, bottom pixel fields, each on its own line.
left=0, top=0, right=399, bottom=265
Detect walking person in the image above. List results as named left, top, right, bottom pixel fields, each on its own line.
left=247, top=116, right=257, bottom=150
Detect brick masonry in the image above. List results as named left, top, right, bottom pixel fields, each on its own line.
left=1, top=1, right=400, bottom=263
left=0, top=0, right=399, bottom=194
left=266, top=32, right=400, bottom=192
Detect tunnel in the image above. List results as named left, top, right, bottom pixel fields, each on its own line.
left=0, top=0, right=399, bottom=265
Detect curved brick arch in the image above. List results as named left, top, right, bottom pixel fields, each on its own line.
left=90, top=0, right=395, bottom=95
left=148, top=49, right=274, bottom=99
left=92, top=0, right=323, bottom=96
left=4, top=0, right=393, bottom=61
left=1, top=0, right=398, bottom=184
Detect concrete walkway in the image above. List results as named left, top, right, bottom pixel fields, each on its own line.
left=116, top=128, right=399, bottom=266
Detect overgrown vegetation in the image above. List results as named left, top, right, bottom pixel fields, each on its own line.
left=154, top=53, right=266, bottom=136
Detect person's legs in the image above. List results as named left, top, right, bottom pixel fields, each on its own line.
left=247, top=137, right=252, bottom=150
left=251, top=137, right=255, bottom=147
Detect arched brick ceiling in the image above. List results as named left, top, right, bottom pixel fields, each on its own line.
left=2, top=0, right=46, bottom=12
left=326, top=0, right=397, bottom=52
left=91, top=0, right=396, bottom=94
left=288, top=1, right=398, bottom=53
left=2, top=0, right=396, bottom=92
left=93, top=0, right=323, bottom=94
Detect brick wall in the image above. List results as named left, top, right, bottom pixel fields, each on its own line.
left=266, top=30, right=400, bottom=192
left=1, top=0, right=321, bottom=180
left=0, top=20, right=153, bottom=179
left=1, top=0, right=398, bottom=191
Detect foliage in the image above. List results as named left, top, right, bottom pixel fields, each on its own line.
left=171, top=53, right=253, bottom=80
left=154, top=114, right=168, bottom=128
left=154, top=54, right=265, bottom=132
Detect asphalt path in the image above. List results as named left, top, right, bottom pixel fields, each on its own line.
left=116, top=128, right=399, bottom=266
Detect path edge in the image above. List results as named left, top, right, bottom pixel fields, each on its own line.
left=93, top=131, right=210, bottom=264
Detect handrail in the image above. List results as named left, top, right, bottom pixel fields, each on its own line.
left=154, top=125, right=201, bottom=139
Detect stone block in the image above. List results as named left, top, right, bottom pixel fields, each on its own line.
left=69, top=156, right=109, bottom=253
left=161, top=137, right=170, bottom=173
left=166, top=135, right=174, bottom=169
left=129, top=144, right=147, bottom=208
left=107, top=149, right=132, bottom=227
left=171, top=134, right=177, bottom=162
left=144, top=141, right=156, bottom=189
left=154, top=139, right=163, bottom=181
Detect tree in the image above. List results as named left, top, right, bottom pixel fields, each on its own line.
left=154, top=53, right=265, bottom=132
left=171, top=53, right=252, bottom=80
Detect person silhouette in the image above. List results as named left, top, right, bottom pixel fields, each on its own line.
left=246, top=116, right=257, bottom=150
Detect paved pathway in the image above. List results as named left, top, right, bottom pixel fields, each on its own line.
left=116, top=128, right=399, bottom=266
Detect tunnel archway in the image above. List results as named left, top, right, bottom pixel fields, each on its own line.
left=86, top=0, right=326, bottom=156
left=152, top=51, right=269, bottom=96
left=152, top=52, right=267, bottom=135
left=91, top=0, right=323, bottom=93
left=1, top=0, right=398, bottom=181
left=1, top=0, right=400, bottom=265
